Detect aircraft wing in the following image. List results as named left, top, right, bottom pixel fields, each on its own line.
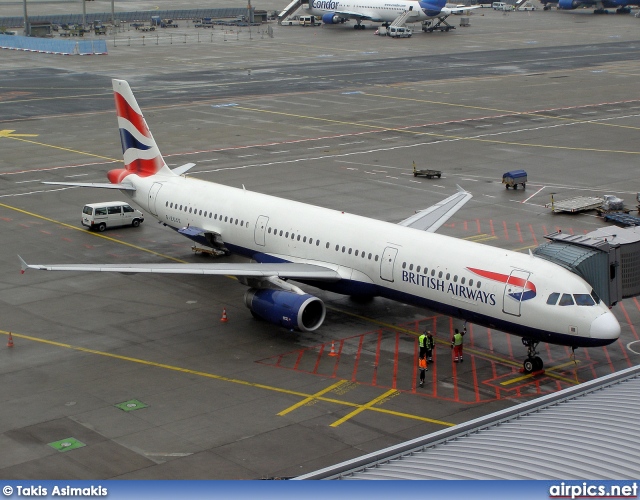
left=440, top=5, right=481, bottom=13
left=19, top=256, right=342, bottom=281
left=334, top=9, right=373, bottom=19
left=397, top=185, right=472, bottom=232
left=42, top=181, right=136, bottom=191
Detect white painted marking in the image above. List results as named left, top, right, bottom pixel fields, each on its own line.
left=523, top=185, right=546, bottom=204
left=15, top=179, right=42, bottom=184
left=503, top=121, right=520, bottom=124
left=64, top=173, right=90, bottom=178
left=270, top=150, right=290, bottom=154
left=627, top=340, right=640, bottom=355
left=460, top=178, right=478, bottom=182
left=237, top=154, right=258, bottom=158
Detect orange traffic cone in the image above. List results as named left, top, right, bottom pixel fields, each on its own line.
left=7, top=333, right=14, bottom=348
left=220, top=308, right=228, bottom=323
left=328, top=341, right=337, bottom=356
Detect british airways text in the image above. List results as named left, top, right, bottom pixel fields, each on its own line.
left=402, top=271, right=497, bottom=305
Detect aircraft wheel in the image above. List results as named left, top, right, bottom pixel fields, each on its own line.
left=534, top=356, right=543, bottom=371
left=354, top=24, right=359, bottom=29
left=505, top=185, right=509, bottom=189
left=523, top=358, right=534, bottom=373
left=522, top=183, right=526, bottom=189
left=97, top=223, right=106, bottom=232
left=514, top=184, right=518, bottom=190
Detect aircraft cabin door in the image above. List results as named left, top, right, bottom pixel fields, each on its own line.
left=380, top=246, right=398, bottom=282
left=502, top=269, right=531, bottom=317
left=148, top=182, right=162, bottom=216
left=254, top=215, right=269, bottom=246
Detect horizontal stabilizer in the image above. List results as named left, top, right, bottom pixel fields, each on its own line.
left=42, top=181, right=136, bottom=191
left=398, top=185, right=472, bottom=232
left=171, top=163, right=197, bottom=176
left=19, top=257, right=342, bottom=281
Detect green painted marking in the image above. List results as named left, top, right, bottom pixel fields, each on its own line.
left=48, top=437, right=85, bottom=452
left=115, top=399, right=148, bottom=412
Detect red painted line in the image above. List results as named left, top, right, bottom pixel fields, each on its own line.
left=489, top=219, right=495, bottom=237
left=431, top=348, right=437, bottom=397
left=475, top=219, right=481, bottom=234
left=542, top=225, right=548, bottom=235
left=568, top=227, right=574, bottom=235
left=392, top=331, right=400, bottom=389
left=528, top=224, right=538, bottom=246
left=2, top=217, right=13, bottom=222
left=486, top=328, right=493, bottom=351
left=516, top=222, right=523, bottom=243
left=491, top=361, right=500, bottom=400
left=312, top=344, right=325, bottom=374
left=463, top=220, right=468, bottom=231
left=471, top=356, right=480, bottom=403
left=545, top=342, right=554, bottom=362
left=40, top=230, right=51, bottom=235
left=502, top=221, right=509, bottom=240
left=61, top=237, right=73, bottom=242
left=633, top=296, right=640, bottom=314
left=352, top=334, right=364, bottom=382
left=583, top=348, right=598, bottom=379
left=275, top=354, right=283, bottom=367
left=452, top=360, right=459, bottom=402
left=372, top=330, right=382, bottom=385
left=602, top=345, right=615, bottom=373
left=506, top=331, right=514, bottom=358
left=555, top=226, right=562, bottom=233
left=293, top=350, right=304, bottom=370
left=412, top=333, right=418, bottom=392
left=332, top=340, right=344, bottom=377
left=468, top=323, right=474, bottom=348
left=620, top=301, right=640, bottom=341
left=616, top=338, right=632, bottom=368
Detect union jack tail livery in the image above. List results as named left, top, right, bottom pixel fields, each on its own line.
left=108, top=79, right=172, bottom=184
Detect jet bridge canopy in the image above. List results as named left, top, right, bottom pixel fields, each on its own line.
left=533, top=226, right=640, bottom=307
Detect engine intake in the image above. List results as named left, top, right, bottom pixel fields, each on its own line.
left=322, top=13, right=343, bottom=24
left=244, top=288, right=326, bottom=332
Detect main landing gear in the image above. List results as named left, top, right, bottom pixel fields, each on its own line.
left=353, top=21, right=366, bottom=29
left=522, top=338, right=543, bottom=373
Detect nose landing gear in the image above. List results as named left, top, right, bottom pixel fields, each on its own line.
left=522, top=338, right=543, bottom=373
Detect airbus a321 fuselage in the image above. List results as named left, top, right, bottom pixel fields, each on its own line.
left=304, top=0, right=472, bottom=28
left=21, top=79, right=621, bottom=374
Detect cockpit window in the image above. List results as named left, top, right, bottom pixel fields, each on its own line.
left=559, top=293, right=574, bottom=306
left=591, top=289, right=601, bottom=304
left=574, top=294, right=596, bottom=306
left=547, top=292, right=560, bottom=305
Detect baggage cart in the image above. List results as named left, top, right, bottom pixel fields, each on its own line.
left=502, top=169, right=527, bottom=189
left=412, top=162, right=441, bottom=178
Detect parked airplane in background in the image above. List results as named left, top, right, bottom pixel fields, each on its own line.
left=541, top=0, right=636, bottom=13
left=20, top=79, right=621, bottom=374
left=304, top=0, right=476, bottom=29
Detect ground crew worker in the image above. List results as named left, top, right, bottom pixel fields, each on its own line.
left=451, top=327, right=465, bottom=362
left=425, top=331, right=435, bottom=362
left=418, top=355, right=427, bottom=387
left=418, top=330, right=429, bottom=359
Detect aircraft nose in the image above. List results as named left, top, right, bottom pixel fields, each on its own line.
left=590, top=312, right=621, bottom=341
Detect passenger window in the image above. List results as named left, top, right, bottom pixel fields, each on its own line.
left=291, top=233, right=295, bottom=240
left=335, top=245, right=339, bottom=251
left=416, top=266, right=421, bottom=273
left=280, top=230, right=283, bottom=236
left=203, top=211, right=207, bottom=217
left=461, top=277, right=465, bottom=285
left=559, top=294, right=574, bottom=306
left=95, top=208, right=107, bottom=216
left=402, top=262, right=406, bottom=269
left=445, top=273, right=450, bottom=280
left=469, top=279, right=473, bottom=286
left=477, top=281, right=481, bottom=288
left=368, top=253, right=372, bottom=259
left=342, top=246, right=346, bottom=252
left=409, top=264, right=414, bottom=271
left=123, top=205, right=134, bottom=213
left=297, top=235, right=300, bottom=241
left=453, top=275, right=458, bottom=282
left=438, top=271, right=443, bottom=279
left=574, top=294, right=595, bottom=306
left=375, top=255, right=379, bottom=261
left=304, top=237, right=307, bottom=243
left=348, top=248, right=352, bottom=254
left=225, top=216, right=228, bottom=222
left=547, top=292, right=560, bottom=305
left=355, top=250, right=359, bottom=256
left=199, top=210, right=202, bottom=216
left=268, top=228, right=272, bottom=234
left=108, top=206, right=121, bottom=215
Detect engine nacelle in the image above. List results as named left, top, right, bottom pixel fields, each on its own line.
left=558, top=0, right=580, bottom=9
left=322, top=13, right=342, bottom=24
left=244, top=288, right=326, bottom=332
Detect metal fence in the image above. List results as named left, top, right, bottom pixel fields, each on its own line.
left=0, top=34, right=107, bottom=55
left=0, top=9, right=248, bottom=28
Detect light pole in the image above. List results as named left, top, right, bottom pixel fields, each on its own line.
left=22, top=0, right=29, bottom=36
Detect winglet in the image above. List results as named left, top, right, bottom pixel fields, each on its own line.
left=18, top=255, right=29, bottom=274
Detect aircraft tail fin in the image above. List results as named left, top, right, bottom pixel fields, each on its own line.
left=108, top=79, right=174, bottom=184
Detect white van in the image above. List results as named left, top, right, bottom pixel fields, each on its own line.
left=299, top=15, right=321, bottom=26
left=387, top=26, right=412, bottom=38
left=82, top=202, right=144, bottom=231
left=492, top=2, right=506, bottom=8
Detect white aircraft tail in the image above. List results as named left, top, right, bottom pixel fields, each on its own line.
left=108, top=79, right=174, bottom=184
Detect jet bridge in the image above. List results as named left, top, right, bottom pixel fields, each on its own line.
left=533, top=227, right=640, bottom=307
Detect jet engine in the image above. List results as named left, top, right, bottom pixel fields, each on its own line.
left=244, top=288, right=326, bottom=332
left=322, top=13, right=344, bottom=24
left=558, top=0, right=580, bottom=9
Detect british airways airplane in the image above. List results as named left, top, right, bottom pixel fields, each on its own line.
left=20, top=79, right=620, bottom=374
left=304, top=0, right=474, bottom=29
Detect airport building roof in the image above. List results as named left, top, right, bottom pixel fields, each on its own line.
left=295, top=365, right=640, bottom=480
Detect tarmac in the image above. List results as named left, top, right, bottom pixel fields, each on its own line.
left=1, top=0, right=640, bottom=479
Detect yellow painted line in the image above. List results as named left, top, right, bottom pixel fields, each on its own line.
left=0, top=130, right=38, bottom=138
left=0, top=330, right=453, bottom=427
left=277, top=379, right=347, bottom=416
left=463, top=234, right=497, bottom=242
left=0, top=202, right=186, bottom=263
left=511, top=245, right=538, bottom=252
left=330, top=389, right=398, bottom=427
left=1, top=135, right=119, bottom=161
left=500, top=360, right=581, bottom=386
left=235, top=106, right=640, bottom=156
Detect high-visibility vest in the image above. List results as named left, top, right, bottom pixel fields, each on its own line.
left=419, top=334, right=427, bottom=347
left=453, top=333, right=463, bottom=346
left=419, top=357, right=427, bottom=369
